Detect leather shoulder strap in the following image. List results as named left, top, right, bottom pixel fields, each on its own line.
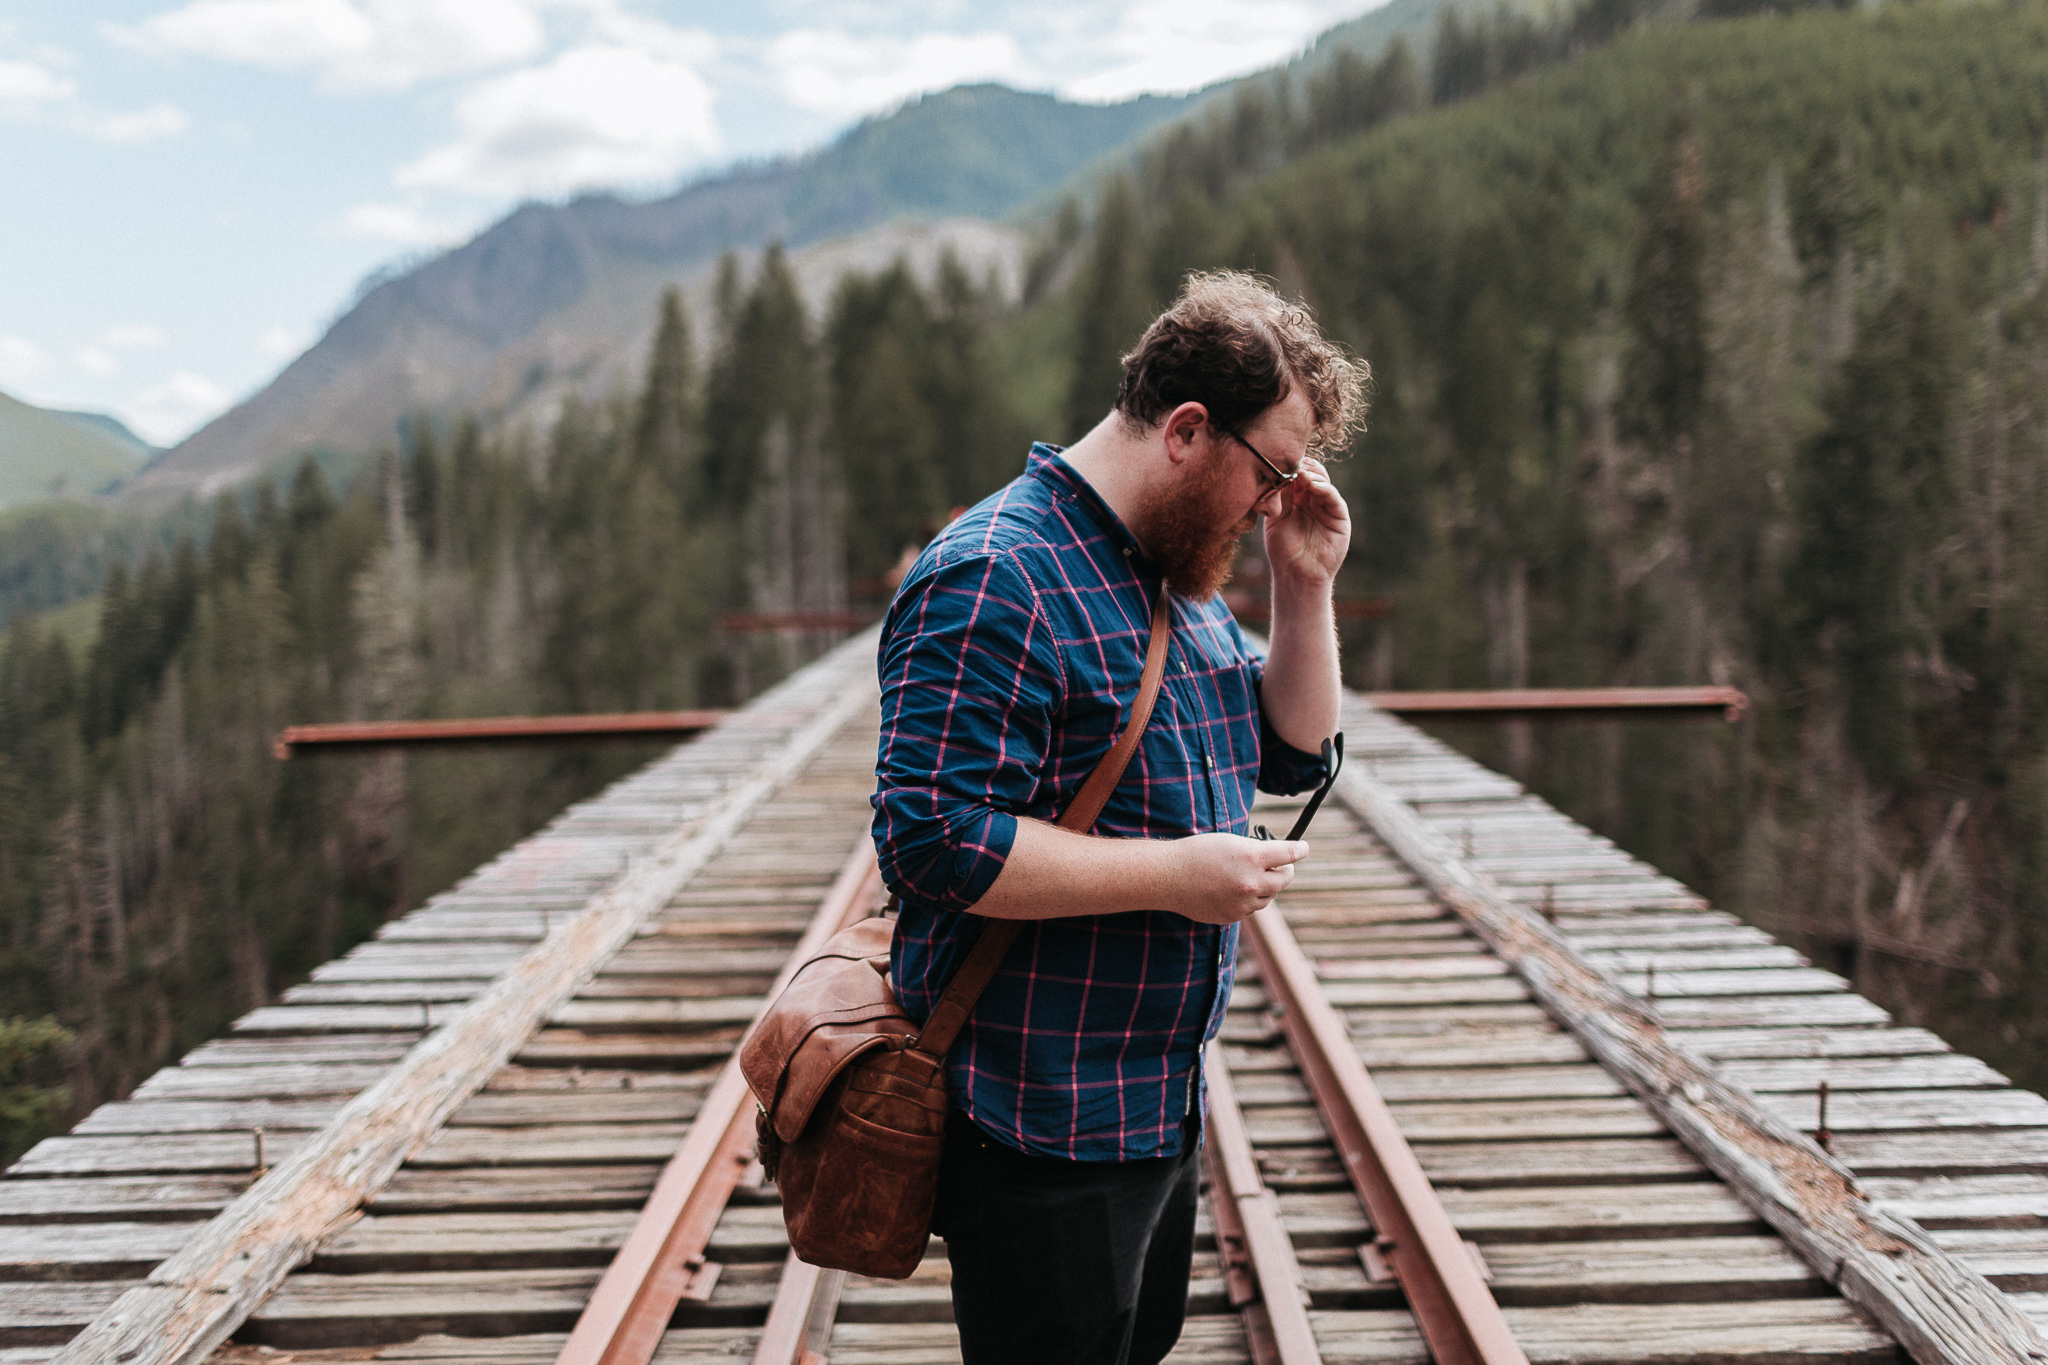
left=1055, top=587, right=1175, bottom=835
left=913, top=588, right=1174, bottom=1060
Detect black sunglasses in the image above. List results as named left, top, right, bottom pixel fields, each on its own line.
left=1254, top=733, right=1344, bottom=842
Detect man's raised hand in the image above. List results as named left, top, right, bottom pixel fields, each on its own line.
left=1262, top=455, right=1350, bottom=590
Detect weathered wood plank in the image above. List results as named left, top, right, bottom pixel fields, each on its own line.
left=1307, top=1297, right=1899, bottom=1361
left=1719, top=1056, right=2005, bottom=1093
left=1866, top=1175, right=2048, bottom=1229
left=0, top=1281, right=133, bottom=1344
left=1231, top=1064, right=1627, bottom=1105
left=370, top=1165, right=659, bottom=1214
left=1757, top=1089, right=2048, bottom=1133
left=0, top=1177, right=245, bottom=1225
left=72, top=1101, right=342, bottom=1136
left=1263, top=1136, right=1710, bottom=1190
left=9, top=1133, right=305, bottom=1177
left=1831, top=1129, right=2048, bottom=1176
left=411, top=1123, right=689, bottom=1167
left=241, top=1267, right=603, bottom=1347
left=0, top=1224, right=192, bottom=1281
left=1246, top=1096, right=1664, bottom=1145
left=132, top=1065, right=389, bottom=1101
left=1676, top=1028, right=1953, bottom=1063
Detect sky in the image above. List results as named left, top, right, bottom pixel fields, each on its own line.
left=0, top=0, right=1381, bottom=449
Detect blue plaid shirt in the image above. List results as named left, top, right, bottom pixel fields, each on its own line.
left=871, top=444, right=1328, bottom=1161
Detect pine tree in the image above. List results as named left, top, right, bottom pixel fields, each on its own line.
left=636, top=287, right=697, bottom=499
left=1794, top=280, right=1957, bottom=784
left=1620, top=111, right=1709, bottom=458
left=1064, top=176, right=1151, bottom=442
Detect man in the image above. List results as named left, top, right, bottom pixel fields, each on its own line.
left=871, top=271, right=1366, bottom=1365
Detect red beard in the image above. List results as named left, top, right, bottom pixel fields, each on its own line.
left=1135, top=450, right=1258, bottom=600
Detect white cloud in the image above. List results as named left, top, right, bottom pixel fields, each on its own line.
left=0, top=53, right=188, bottom=143
left=396, top=42, right=718, bottom=197
left=0, top=335, right=50, bottom=389
left=89, top=102, right=191, bottom=144
left=766, top=29, right=1030, bottom=118
left=74, top=346, right=119, bottom=376
left=111, top=0, right=546, bottom=91
left=259, top=325, right=312, bottom=359
left=339, top=200, right=471, bottom=246
left=0, top=57, right=75, bottom=105
left=1057, top=0, right=1350, bottom=103
left=125, top=371, right=235, bottom=446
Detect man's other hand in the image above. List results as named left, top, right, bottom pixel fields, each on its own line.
left=1173, top=833, right=1309, bottom=924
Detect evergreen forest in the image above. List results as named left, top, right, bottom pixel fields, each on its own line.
left=4, top=0, right=2048, bottom=1160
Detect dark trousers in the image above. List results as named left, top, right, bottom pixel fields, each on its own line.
left=933, top=1108, right=1200, bottom=1365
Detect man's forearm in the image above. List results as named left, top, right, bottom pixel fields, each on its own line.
left=1260, top=575, right=1341, bottom=752
left=967, top=818, right=1182, bottom=919
left=966, top=818, right=1306, bottom=924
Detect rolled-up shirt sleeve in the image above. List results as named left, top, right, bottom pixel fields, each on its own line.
left=1256, top=692, right=1332, bottom=796
left=1250, top=645, right=1335, bottom=796
left=872, top=552, right=1063, bottom=915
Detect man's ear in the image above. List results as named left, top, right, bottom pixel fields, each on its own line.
left=1161, top=401, right=1209, bottom=465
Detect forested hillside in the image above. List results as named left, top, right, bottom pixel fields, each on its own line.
left=2, top=0, right=2046, bottom=1162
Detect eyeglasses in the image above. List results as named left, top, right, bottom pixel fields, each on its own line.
left=1217, top=425, right=1299, bottom=497
left=1254, top=734, right=1344, bottom=842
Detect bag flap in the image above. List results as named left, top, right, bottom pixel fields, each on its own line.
left=741, top=918, right=913, bottom=1142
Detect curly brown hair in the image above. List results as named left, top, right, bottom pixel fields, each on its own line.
left=1115, top=271, right=1368, bottom=454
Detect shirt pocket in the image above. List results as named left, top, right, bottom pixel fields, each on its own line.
left=1127, top=678, right=1211, bottom=832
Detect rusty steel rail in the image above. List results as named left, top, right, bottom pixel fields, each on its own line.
left=1244, top=904, right=1530, bottom=1365
left=273, top=710, right=730, bottom=758
left=750, top=1255, right=847, bottom=1365
left=1365, top=685, right=1747, bottom=722
left=1203, top=1037, right=1321, bottom=1365
left=557, top=838, right=884, bottom=1365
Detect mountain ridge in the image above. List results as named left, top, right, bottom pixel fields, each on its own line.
left=126, top=85, right=1190, bottom=501
left=0, top=391, right=154, bottom=510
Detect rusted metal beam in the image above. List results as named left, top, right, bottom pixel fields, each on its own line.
left=1244, top=905, right=1529, bottom=1365
left=558, top=838, right=885, bottom=1365
left=1202, top=1037, right=1322, bottom=1365
left=1365, top=685, right=1747, bottom=722
left=273, top=710, right=729, bottom=759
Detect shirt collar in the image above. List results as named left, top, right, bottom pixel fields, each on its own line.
left=1026, top=442, right=1153, bottom=570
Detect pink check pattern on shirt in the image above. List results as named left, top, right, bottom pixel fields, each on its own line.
left=871, top=444, right=1327, bottom=1161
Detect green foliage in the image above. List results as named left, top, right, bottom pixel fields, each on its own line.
left=0, top=1016, right=71, bottom=1164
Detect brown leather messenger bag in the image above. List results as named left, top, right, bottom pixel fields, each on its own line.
left=739, top=589, right=1174, bottom=1279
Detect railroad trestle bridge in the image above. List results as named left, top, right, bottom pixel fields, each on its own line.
left=3, top=630, right=2044, bottom=1365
